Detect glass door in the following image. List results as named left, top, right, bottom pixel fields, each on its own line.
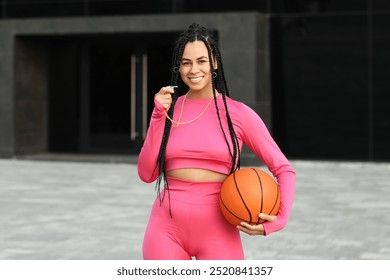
left=48, top=33, right=176, bottom=155
left=79, top=42, right=147, bottom=154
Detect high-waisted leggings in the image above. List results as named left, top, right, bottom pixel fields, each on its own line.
left=142, top=177, right=244, bottom=260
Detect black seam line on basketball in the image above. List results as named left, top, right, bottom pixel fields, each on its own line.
left=252, top=168, right=264, bottom=224
left=219, top=197, right=250, bottom=224
left=233, top=170, right=253, bottom=223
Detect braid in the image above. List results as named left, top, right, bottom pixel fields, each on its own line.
left=154, top=23, right=241, bottom=213
left=214, top=48, right=241, bottom=172
left=214, top=50, right=230, bottom=97
left=154, top=36, right=187, bottom=214
left=202, top=29, right=240, bottom=173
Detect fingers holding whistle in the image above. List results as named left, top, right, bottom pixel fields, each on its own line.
left=167, top=85, right=178, bottom=92
left=155, top=86, right=177, bottom=111
left=158, top=85, right=177, bottom=95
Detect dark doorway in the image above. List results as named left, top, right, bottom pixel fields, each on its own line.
left=48, top=33, right=176, bottom=155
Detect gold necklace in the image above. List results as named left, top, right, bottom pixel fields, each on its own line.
left=165, top=95, right=214, bottom=127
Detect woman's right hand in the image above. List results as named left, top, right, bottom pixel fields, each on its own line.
left=154, top=86, right=175, bottom=111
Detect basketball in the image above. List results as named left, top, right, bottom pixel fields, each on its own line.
left=219, top=168, right=280, bottom=226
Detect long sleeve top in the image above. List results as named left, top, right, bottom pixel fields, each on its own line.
left=138, top=94, right=296, bottom=235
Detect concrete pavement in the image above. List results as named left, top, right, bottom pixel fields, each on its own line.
left=0, top=158, right=389, bottom=260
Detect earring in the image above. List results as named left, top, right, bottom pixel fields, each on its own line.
left=173, top=67, right=179, bottom=73
left=213, top=71, right=217, bottom=78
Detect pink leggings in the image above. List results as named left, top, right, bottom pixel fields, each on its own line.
left=143, top=177, right=244, bottom=260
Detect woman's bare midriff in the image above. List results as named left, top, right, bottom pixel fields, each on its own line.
left=167, top=168, right=228, bottom=182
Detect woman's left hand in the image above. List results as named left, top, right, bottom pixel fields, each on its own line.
left=237, top=213, right=277, bottom=236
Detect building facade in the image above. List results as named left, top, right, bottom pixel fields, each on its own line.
left=1, top=1, right=389, bottom=162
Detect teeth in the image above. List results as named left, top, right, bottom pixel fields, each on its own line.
left=190, top=77, right=203, bottom=82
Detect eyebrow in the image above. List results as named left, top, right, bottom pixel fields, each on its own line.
left=181, top=56, right=209, bottom=61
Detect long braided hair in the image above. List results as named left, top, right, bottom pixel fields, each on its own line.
left=155, top=23, right=241, bottom=209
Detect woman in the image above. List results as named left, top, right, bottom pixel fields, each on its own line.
left=137, top=23, right=296, bottom=260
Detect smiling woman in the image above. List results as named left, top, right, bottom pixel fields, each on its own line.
left=179, top=43, right=217, bottom=98
left=137, top=23, right=296, bottom=260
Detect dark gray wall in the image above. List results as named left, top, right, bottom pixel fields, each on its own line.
left=0, top=26, right=14, bottom=156
left=14, top=38, right=49, bottom=154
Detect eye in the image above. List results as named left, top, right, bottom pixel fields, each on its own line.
left=198, top=60, right=207, bottom=64
left=181, top=61, right=191, bottom=66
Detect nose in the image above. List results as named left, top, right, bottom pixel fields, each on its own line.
left=190, top=63, right=200, bottom=74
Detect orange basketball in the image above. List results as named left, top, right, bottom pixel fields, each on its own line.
left=219, top=168, right=280, bottom=226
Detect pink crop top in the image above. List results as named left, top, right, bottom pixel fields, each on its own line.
left=137, top=94, right=296, bottom=235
